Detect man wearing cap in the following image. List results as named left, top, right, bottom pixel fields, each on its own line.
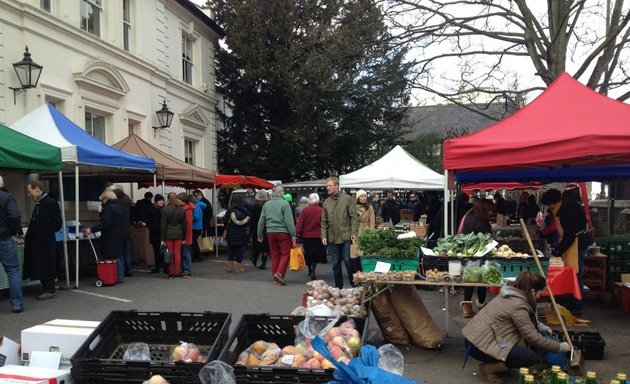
left=284, top=193, right=296, bottom=224
left=321, top=177, right=358, bottom=289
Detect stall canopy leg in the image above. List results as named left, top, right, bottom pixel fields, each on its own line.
left=58, top=171, right=70, bottom=288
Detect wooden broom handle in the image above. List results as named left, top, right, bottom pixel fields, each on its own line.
left=519, top=219, right=573, bottom=349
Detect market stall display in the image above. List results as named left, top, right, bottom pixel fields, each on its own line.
left=218, top=314, right=368, bottom=383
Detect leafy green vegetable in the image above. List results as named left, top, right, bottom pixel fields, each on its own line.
left=462, top=265, right=483, bottom=282
left=433, top=233, right=493, bottom=256
left=358, top=229, right=420, bottom=259
left=482, top=262, right=503, bottom=285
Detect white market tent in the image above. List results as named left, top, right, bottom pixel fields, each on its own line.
left=340, top=145, right=444, bottom=190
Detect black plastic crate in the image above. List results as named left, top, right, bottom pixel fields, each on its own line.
left=71, top=310, right=231, bottom=384
left=553, top=331, right=606, bottom=360
left=219, top=314, right=368, bottom=384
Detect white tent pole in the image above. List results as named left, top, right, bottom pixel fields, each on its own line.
left=58, top=171, right=70, bottom=287
left=153, top=173, right=157, bottom=188
left=214, top=184, right=218, bottom=258
left=443, top=170, right=449, bottom=236
left=75, top=165, right=80, bottom=288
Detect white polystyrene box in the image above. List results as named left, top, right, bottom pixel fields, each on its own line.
left=0, top=364, right=71, bottom=384
left=20, top=320, right=99, bottom=364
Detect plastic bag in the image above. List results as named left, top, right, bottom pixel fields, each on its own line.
left=297, top=308, right=342, bottom=341
left=481, top=260, right=503, bottom=285
left=290, top=246, right=306, bottom=271
left=123, top=342, right=150, bottom=361
left=170, top=341, right=205, bottom=363
left=199, top=360, right=236, bottom=384
left=311, top=336, right=419, bottom=384
left=377, top=344, right=404, bottom=375
left=462, top=260, right=482, bottom=282
left=235, top=341, right=282, bottom=367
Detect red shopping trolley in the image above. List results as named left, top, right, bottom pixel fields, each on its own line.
left=87, top=235, right=118, bottom=287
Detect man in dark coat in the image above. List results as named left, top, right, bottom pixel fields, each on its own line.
left=85, top=190, right=128, bottom=283
left=110, top=186, right=133, bottom=277
left=132, top=192, right=154, bottom=225
left=24, top=181, right=62, bottom=300
left=381, top=191, right=400, bottom=225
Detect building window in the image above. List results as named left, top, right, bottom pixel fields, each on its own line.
left=182, top=36, right=193, bottom=85
left=184, top=139, right=194, bottom=165
left=40, top=0, right=51, bottom=12
left=85, top=111, right=106, bottom=142
left=80, top=0, right=102, bottom=37
left=128, top=122, right=137, bottom=136
left=123, top=0, right=132, bottom=51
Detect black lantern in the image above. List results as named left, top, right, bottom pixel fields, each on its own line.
left=9, top=46, right=43, bottom=104
left=153, top=99, right=174, bottom=135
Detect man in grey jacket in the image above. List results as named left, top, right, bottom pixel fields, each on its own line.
left=321, top=177, right=358, bottom=288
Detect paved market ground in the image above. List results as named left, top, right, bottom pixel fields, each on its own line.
left=2, top=250, right=628, bottom=382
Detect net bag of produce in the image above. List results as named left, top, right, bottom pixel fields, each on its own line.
left=389, top=285, right=443, bottom=349
left=370, top=289, right=411, bottom=345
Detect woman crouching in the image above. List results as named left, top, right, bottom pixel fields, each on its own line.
left=462, top=270, right=569, bottom=383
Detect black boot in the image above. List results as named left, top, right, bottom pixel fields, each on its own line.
left=311, top=263, right=317, bottom=280
left=259, top=254, right=267, bottom=270
left=250, top=253, right=258, bottom=267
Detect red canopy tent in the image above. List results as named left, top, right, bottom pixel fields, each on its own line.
left=443, top=72, right=630, bottom=173
left=214, top=174, right=274, bottom=189
left=442, top=73, right=630, bottom=234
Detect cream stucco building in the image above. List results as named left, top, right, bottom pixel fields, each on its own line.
left=0, top=0, right=223, bottom=179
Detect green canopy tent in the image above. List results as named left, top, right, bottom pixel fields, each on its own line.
left=0, top=123, right=61, bottom=171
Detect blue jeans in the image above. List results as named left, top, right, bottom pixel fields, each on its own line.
left=122, top=238, right=133, bottom=275
left=181, top=244, right=192, bottom=275
left=0, top=238, right=23, bottom=310
left=329, top=241, right=355, bottom=289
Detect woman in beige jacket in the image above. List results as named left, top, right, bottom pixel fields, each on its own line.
left=350, top=190, right=375, bottom=273
left=462, top=271, right=569, bottom=383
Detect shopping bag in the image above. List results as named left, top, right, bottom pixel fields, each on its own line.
left=161, top=243, right=172, bottom=265
left=197, top=231, right=214, bottom=253
left=289, top=246, right=306, bottom=272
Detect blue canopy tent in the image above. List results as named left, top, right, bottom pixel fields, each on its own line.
left=9, top=104, right=156, bottom=287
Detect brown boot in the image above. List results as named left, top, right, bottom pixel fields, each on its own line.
left=235, top=262, right=245, bottom=272
left=226, top=261, right=233, bottom=273
left=460, top=301, right=476, bottom=318
left=479, top=362, right=508, bottom=384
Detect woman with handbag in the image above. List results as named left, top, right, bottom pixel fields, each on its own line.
left=224, top=194, right=251, bottom=272
left=161, top=192, right=185, bottom=279
left=295, top=193, right=327, bottom=280
left=351, top=190, right=375, bottom=274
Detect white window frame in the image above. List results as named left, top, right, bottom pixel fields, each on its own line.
left=85, top=111, right=106, bottom=142
left=182, top=35, right=194, bottom=85
left=80, top=0, right=103, bottom=37
left=123, top=0, right=132, bottom=51
left=40, top=0, right=52, bottom=13
left=184, top=139, right=195, bottom=165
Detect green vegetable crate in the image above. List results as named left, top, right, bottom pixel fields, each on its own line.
left=496, top=258, right=549, bottom=278
left=361, top=256, right=419, bottom=272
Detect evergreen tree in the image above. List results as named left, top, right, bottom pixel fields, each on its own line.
left=212, top=0, right=412, bottom=181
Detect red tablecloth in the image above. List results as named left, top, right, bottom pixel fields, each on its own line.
left=540, top=266, right=582, bottom=300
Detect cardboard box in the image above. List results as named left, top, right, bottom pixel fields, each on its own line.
left=0, top=337, right=21, bottom=367
left=0, top=365, right=70, bottom=384
left=21, top=320, right=99, bottom=364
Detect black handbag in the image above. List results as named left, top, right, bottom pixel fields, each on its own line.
left=162, top=244, right=172, bottom=265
